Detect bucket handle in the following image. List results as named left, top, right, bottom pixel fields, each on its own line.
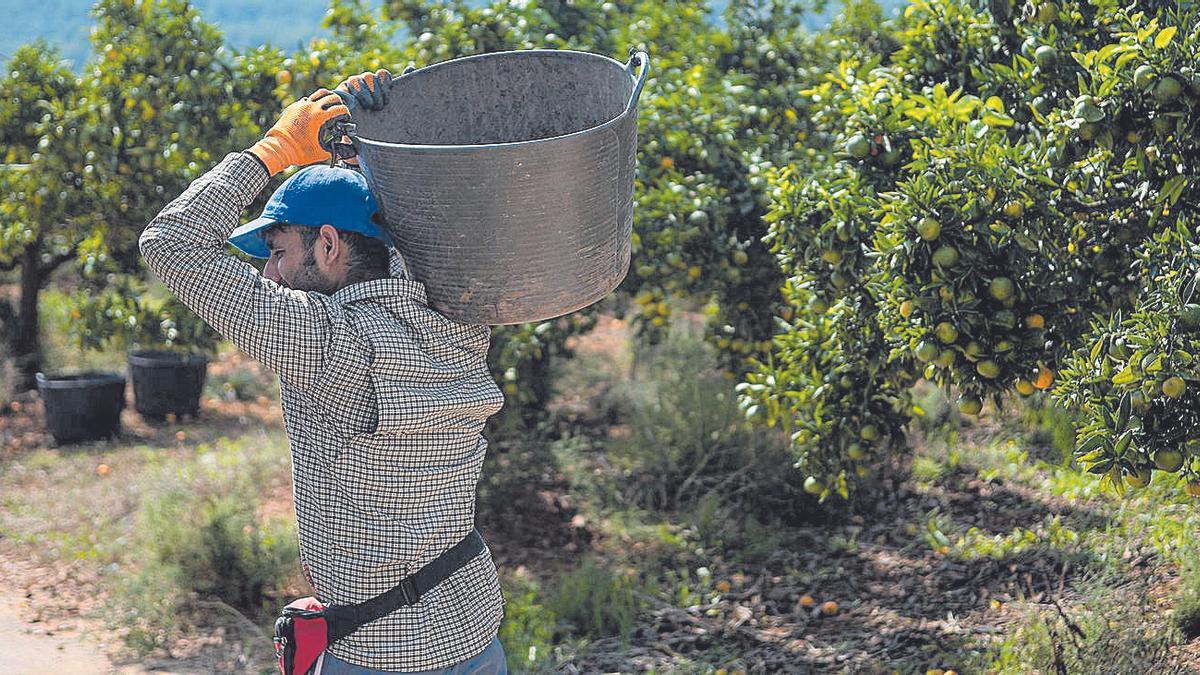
left=320, top=63, right=417, bottom=165
left=624, top=50, right=650, bottom=113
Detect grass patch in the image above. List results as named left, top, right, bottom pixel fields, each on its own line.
left=498, top=576, right=559, bottom=673
left=985, top=575, right=1185, bottom=673
left=550, top=556, right=643, bottom=641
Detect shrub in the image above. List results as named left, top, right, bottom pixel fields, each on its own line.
left=143, top=489, right=297, bottom=616
left=608, top=324, right=809, bottom=518
left=1173, top=547, right=1200, bottom=639
left=550, top=557, right=642, bottom=641
left=499, top=578, right=559, bottom=674
left=987, top=575, right=1184, bottom=673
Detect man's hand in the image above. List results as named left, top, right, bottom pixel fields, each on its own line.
left=335, top=69, right=393, bottom=113
left=247, top=89, right=350, bottom=176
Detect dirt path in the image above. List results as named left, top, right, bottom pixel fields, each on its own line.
left=0, top=594, right=138, bottom=674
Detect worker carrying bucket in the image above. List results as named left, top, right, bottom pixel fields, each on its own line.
left=139, top=48, right=648, bottom=675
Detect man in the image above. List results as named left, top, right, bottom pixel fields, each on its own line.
left=139, top=72, right=508, bottom=674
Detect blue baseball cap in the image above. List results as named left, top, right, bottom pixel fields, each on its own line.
left=229, top=165, right=394, bottom=259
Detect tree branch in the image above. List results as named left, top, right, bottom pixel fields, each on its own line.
left=1058, top=195, right=1137, bottom=214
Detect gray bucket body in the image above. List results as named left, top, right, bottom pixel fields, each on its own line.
left=349, top=49, right=649, bottom=325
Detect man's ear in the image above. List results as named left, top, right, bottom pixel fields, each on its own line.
left=317, top=224, right=340, bottom=259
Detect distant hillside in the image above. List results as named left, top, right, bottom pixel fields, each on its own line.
left=2, top=0, right=903, bottom=70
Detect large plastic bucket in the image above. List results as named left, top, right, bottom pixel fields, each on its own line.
left=127, top=350, right=208, bottom=420
left=347, top=49, right=650, bottom=325
left=36, top=371, right=126, bottom=445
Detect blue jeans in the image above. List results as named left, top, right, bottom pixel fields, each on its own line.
left=319, top=637, right=507, bottom=675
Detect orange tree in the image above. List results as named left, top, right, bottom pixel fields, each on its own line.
left=1, top=0, right=278, bottom=367
left=0, top=44, right=81, bottom=387
left=744, top=0, right=1200, bottom=497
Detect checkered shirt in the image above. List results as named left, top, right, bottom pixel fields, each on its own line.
left=139, top=152, right=506, bottom=670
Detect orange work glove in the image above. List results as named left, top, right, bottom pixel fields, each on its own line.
left=247, top=89, right=350, bottom=176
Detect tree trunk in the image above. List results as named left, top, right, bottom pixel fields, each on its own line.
left=12, top=244, right=45, bottom=391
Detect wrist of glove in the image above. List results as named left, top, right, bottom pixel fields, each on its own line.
left=335, top=69, right=393, bottom=113
left=248, top=88, right=350, bottom=176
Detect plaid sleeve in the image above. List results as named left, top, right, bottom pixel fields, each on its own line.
left=139, top=153, right=339, bottom=391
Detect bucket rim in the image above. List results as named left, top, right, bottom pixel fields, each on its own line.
left=35, top=371, right=127, bottom=388
left=127, top=349, right=210, bottom=366
left=351, top=48, right=646, bottom=153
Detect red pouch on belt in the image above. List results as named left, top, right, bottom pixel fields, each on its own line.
left=274, top=597, right=330, bottom=675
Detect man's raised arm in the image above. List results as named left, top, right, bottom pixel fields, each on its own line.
left=138, top=89, right=351, bottom=391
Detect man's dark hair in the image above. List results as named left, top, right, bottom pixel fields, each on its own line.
left=267, top=223, right=390, bottom=284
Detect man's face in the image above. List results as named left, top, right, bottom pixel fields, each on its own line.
left=263, top=227, right=337, bottom=294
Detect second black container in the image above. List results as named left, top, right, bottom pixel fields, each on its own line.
left=127, top=350, right=209, bottom=421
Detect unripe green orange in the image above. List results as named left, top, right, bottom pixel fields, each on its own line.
left=1153, top=449, right=1184, bottom=473
left=958, top=396, right=983, bottom=416
left=915, top=341, right=940, bottom=363
left=917, top=217, right=942, bottom=241
left=860, top=424, right=880, bottom=441
left=989, top=277, right=1015, bottom=301
left=1125, top=467, right=1152, bottom=489
left=932, top=246, right=960, bottom=268
left=1163, top=376, right=1186, bottom=399
left=977, top=360, right=1001, bottom=379
left=935, top=322, right=959, bottom=344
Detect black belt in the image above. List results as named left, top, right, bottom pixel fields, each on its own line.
left=273, top=530, right=486, bottom=675
left=324, top=529, right=486, bottom=640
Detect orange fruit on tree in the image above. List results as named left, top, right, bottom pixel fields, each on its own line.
left=915, top=341, right=940, bottom=363
left=660, top=157, right=675, bottom=169
left=934, top=349, right=956, bottom=368
left=988, top=277, right=1015, bottom=302
left=935, top=322, right=959, bottom=344
left=96, top=463, right=111, bottom=476
left=1015, top=379, right=1035, bottom=396
left=820, top=600, right=839, bottom=616
left=799, top=595, right=817, bottom=608
left=932, top=245, right=960, bottom=268
left=716, top=580, right=732, bottom=593
left=899, top=300, right=916, bottom=319
left=1024, top=313, right=1045, bottom=330
left=275, top=69, right=293, bottom=85
left=1034, top=364, right=1055, bottom=390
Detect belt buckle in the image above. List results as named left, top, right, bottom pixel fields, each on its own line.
left=399, top=577, right=419, bottom=605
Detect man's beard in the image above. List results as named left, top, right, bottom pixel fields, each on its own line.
left=279, top=246, right=338, bottom=295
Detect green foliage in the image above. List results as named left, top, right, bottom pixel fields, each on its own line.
left=1172, top=547, right=1200, bottom=639
left=986, top=576, right=1185, bottom=673
left=70, top=279, right=221, bottom=354
left=608, top=325, right=807, bottom=516
left=499, top=578, right=559, bottom=673
left=550, top=557, right=642, bottom=640
left=745, top=0, right=1200, bottom=495
left=136, top=440, right=298, bottom=617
